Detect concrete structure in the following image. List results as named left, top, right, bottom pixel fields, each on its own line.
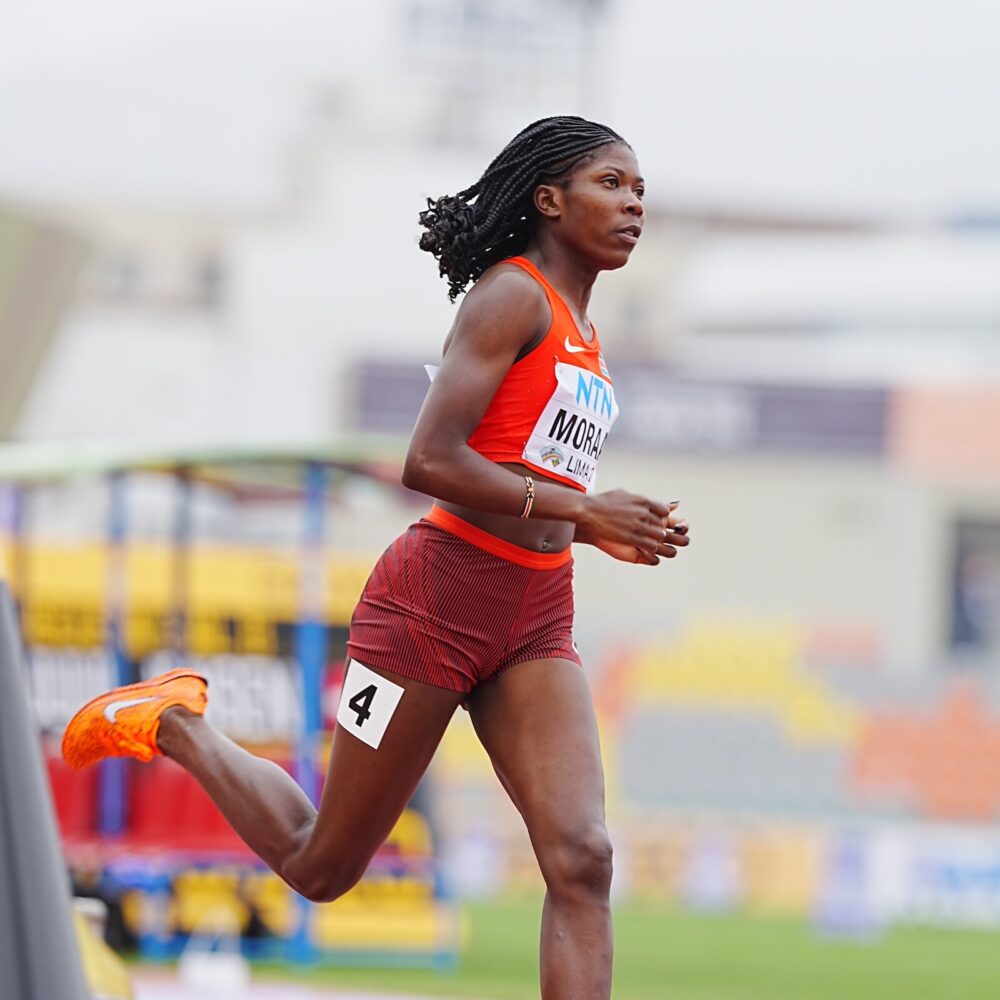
left=0, top=583, right=90, bottom=1000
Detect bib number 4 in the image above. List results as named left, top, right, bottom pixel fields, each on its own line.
left=347, top=684, right=377, bottom=727
left=336, top=661, right=405, bottom=749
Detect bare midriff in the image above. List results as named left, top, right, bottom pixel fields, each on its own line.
left=435, top=461, right=578, bottom=554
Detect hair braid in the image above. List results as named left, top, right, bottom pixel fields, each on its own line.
left=418, top=115, right=628, bottom=301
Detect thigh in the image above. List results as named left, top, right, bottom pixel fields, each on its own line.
left=467, top=658, right=606, bottom=861
left=303, top=661, right=464, bottom=872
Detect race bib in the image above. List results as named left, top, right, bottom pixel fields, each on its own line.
left=522, top=362, right=619, bottom=492
left=336, top=660, right=404, bottom=749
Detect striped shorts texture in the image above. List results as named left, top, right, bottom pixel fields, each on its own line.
left=346, top=508, right=580, bottom=694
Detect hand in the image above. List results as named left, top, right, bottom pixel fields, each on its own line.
left=577, top=495, right=689, bottom=564
left=591, top=504, right=689, bottom=565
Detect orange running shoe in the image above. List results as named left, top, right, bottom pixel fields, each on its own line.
left=61, top=668, right=208, bottom=769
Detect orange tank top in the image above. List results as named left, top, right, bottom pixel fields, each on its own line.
left=466, top=256, right=620, bottom=494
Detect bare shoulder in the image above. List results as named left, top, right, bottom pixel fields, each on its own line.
left=447, top=260, right=549, bottom=354
left=470, top=259, right=548, bottom=309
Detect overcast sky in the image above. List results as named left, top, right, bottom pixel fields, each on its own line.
left=1, top=0, right=999, bottom=217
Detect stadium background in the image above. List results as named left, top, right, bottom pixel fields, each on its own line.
left=2, top=1, right=1000, bottom=997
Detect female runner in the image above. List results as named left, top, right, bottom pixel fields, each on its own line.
left=63, top=115, right=690, bottom=1000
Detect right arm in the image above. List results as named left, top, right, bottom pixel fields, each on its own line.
left=402, top=267, right=669, bottom=556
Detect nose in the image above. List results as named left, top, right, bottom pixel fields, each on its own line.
left=625, top=192, right=643, bottom=217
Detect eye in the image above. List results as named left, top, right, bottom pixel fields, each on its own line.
left=601, top=176, right=619, bottom=188
left=635, top=187, right=645, bottom=199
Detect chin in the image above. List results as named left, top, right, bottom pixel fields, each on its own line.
left=598, top=249, right=633, bottom=272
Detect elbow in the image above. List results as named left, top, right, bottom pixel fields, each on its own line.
left=403, top=435, right=466, bottom=497
left=401, top=446, right=436, bottom=494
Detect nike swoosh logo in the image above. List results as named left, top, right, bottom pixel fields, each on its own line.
left=104, top=695, right=161, bottom=724
left=564, top=337, right=587, bottom=354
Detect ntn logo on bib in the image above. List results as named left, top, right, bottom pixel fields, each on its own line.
left=522, top=362, right=619, bottom=493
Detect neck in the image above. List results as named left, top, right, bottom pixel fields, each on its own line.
left=520, top=236, right=598, bottom=318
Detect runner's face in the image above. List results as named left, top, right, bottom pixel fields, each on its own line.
left=544, top=143, right=645, bottom=270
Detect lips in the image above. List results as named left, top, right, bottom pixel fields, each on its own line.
left=617, top=224, right=641, bottom=245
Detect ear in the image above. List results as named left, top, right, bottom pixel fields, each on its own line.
left=533, top=183, right=562, bottom=220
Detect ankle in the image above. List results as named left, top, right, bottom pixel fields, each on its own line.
left=156, top=705, right=201, bottom=757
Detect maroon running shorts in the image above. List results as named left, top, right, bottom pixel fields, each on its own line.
left=346, top=505, right=581, bottom=694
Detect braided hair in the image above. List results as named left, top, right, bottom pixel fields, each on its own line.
left=419, top=115, right=628, bottom=301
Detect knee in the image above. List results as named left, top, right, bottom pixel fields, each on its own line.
left=542, top=823, right=614, bottom=902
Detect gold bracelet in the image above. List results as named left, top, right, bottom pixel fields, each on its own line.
left=519, top=475, right=535, bottom=518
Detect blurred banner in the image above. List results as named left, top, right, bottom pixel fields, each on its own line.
left=350, top=361, right=890, bottom=456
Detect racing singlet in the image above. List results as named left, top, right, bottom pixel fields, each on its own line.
left=466, top=256, right=619, bottom=493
